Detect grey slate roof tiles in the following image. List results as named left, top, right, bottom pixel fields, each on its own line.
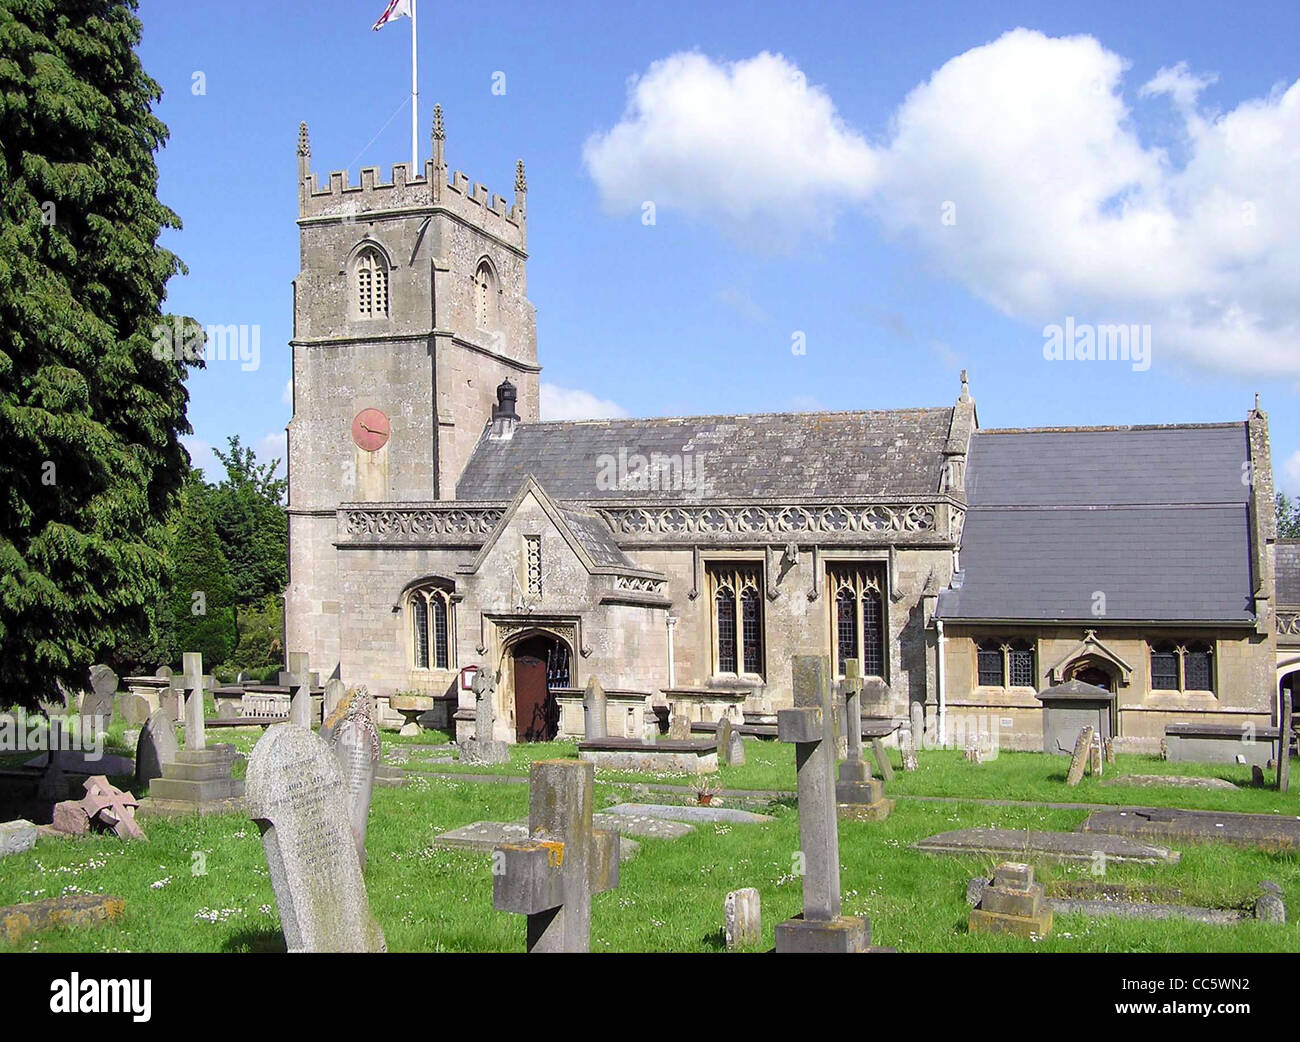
left=1277, top=541, right=1300, bottom=605
left=938, top=424, right=1256, bottom=624
left=455, top=408, right=955, bottom=502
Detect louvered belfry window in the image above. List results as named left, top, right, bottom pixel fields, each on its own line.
left=355, top=247, right=388, bottom=318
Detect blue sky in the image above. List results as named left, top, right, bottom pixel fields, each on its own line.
left=135, top=0, right=1300, bottom=492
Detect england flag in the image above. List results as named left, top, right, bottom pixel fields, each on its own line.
left=372, top=0, right=412, bottom=30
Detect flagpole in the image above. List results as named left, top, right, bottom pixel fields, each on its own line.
left=410, top=0, right=418, bottom=174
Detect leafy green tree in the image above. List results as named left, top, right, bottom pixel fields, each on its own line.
left=170, top=471, right=237, bottom=666
left=1279, top=492, right=1300, bottom=540
left=210, top=435, right=287, bottom=605
left=0, top=1, right=195, bottom=708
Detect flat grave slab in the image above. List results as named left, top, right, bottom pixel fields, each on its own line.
left=602, top=802, right=774, bottom=825
left=1078, top=807, right=1300, bottom=851
left=432, top=820, right=641, bottom=861
left=912, top=827, right=1180, bottom=865
left=579, top=738, right=718, bottom=775
left=1101, top=774, right=1238, bottom=791
left=22, top=752, right=135, bottom=777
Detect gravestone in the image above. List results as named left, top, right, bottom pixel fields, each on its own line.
left=963, top=737, right=984, bottom=764
left=668, top=704, right=692, bottom=741
left=323, top=678, right=346, bottom=721
left=909, top=702, right=925, bottom=750
left=0, top=820, right=37, bottom=857
left=459, top=668, right=509, bottom=765
left=1089, top=733, right=1104, bottom=777
left=493, top=759, right=620, bottom=952
left=724, top=887, right=761, bottom=949
left=247, top=724, right=386, bottom=952
left=80, top=776, right=147, bottom=841
left=1065, top=725, right=1094, bottom=786
left=322, top=688, right=380, bottom=869
left=80, top=664, right=118, bottom=736
left=1255, top=881, right=1286, bottom=923
left=1278, top=691, right=1292, bottom=794
left=726, top=726, right=745, bottom=767
left=899, top=728, right=919, bottom=772
left=1103, top=737, right=1116, bottom=765
left=969, top=862, right=1053, bottom=939
left=583, top=676, right=608, bottom=740
left=775, top=656, right=873, bottom=952
left=716, top=717, right=734, bottom=765
left=135, top=709, right=179, bottom=787
left=834, top=659, right=892, bottom=821
left=870, top=738, right=895, bottom=782
left=287, top=651, right=312, bottom=728
left=140, top=652, right=245, bottom=816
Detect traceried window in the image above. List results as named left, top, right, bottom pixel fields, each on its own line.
left=709, top=564, right=763, bottom=677
left=525, top=535, right=542, bottom=598
left=829, top=564, right=885, bottom=678
left=1150, top=641, right=1214, bottom=693
left=354, top=247, right=389, bottom=318
left=407, top=583, right=454, bottom=670
left=475, top=259, right=497, bottom=330
left=975, top=638, right=1036, bottom=689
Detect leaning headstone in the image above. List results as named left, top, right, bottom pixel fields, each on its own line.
left=870, top=737, right=895, bottom=782
left=322, top=688, right=380, bottom=869
left=1103, top=736, right=1116, bottom=765
left=724, top=887, right=761, bottom=950
left=583, top=676, right=608, bottom=740
left=835, top=659, right=892, bottom=822
left=1277, top=691, right=1292, bottom=793
left=493, top=759, right=620, bottom=952
left=323, top=678, right=346, bottom=721
left=969, top=862, right=1053, bottom=938
left=0, top=820, right=37, bottom=857
left=247, top=724, right=386, bottom=952
left=80, top=664, right=118, bottom=736
left=775, top=656, right=874, bottom=952
left=135, top=709, right=179, bottom=787
left=1065, top=726, right=1094, bottom=786
left=459, top=668, right=509, bottom=764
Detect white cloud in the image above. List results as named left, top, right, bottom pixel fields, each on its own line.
left=282, top=379, right=293, bottom=407
left=181, top=436, right=220, bottom=481
left=586, top=31, right=1300, bottom=375
left=257, top=430, right=287, bottom=478
left=715, top=286, right=769, bottom=324
left=1283, top=449, right=1300, bottom=494
left=583, top=51, right=876, bottom=248
left=540, top=383, right=629, bottom=421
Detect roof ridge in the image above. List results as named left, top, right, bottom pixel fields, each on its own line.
left=977, top=422, right=1244, bottom=435
left=527, top=405, right=954, bottom=428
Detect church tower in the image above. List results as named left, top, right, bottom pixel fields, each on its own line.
left=285, top=111, right=538, bottom=670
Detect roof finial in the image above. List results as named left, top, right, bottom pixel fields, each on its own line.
left=297, top=121, right=310, bottom=157
left=432, top=103, right=444, bottom=141
left=1255, top=391, right=1262, bottom=412
left=959, top=368, right=971, bottom=403
left=515, top=159, right=527, bottom=194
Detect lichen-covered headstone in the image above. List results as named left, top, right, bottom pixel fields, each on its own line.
left=322, top=688, right=380, bottom=869
left=247, top=724, right=386, bottom=952
left=81, top=664, right=117, bottom=735
left=1066, top=726, right=1095, bottom=787
left=724, top=887, right=761, bottom=949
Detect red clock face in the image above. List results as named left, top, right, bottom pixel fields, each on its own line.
left=352, top=408, right=390, bottom=452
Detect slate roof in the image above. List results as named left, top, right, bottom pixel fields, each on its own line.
left=455, top=408, right=955, bottom=502
left=937, top=424, right=1257, bottom=624
left=1277, top=541, right=1300, bottom=605
left=558, top=506, right=635, bottom=569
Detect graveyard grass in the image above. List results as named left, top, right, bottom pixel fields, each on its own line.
left=1, top=731, right=1297, bottom=953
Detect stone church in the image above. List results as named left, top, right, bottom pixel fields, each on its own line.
left=284, top=113, right=1281, bottom=752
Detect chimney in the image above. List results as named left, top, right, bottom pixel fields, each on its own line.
left=489, top=378, right=519, bottom=441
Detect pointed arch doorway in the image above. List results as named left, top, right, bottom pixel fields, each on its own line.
left=508, top=633, right=570, bottom=742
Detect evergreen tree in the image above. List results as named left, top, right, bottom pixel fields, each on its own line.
left=1279, top=492, right=1300, bottom=540
left=0, top=1, right=195, bottom=708
left=210, top=435, right=287, bottom=605
left=170, top=471, right=237, bottom=666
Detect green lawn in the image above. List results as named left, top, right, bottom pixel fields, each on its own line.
left=1, top=737, right=1298, bottom=952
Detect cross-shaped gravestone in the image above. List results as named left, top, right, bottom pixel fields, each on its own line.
left=834, top=659, right=893, bottom=821
left=181, top=652, right=205, bottom=751
left=775, top=656, right=873, bottom=952
left=287, top=651, right=312, bottom=728
left=460, top=667, right=508, bottom=764
left=80, top=775, right=147, bottom=841
left=493, top=759, right=620, bottom=952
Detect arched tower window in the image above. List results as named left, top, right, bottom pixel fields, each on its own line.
left=406, top=581, right=455, bottom=670
left=474, top=258, right=498, bottom=330
left=354, top=247, right=389, bottom=318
